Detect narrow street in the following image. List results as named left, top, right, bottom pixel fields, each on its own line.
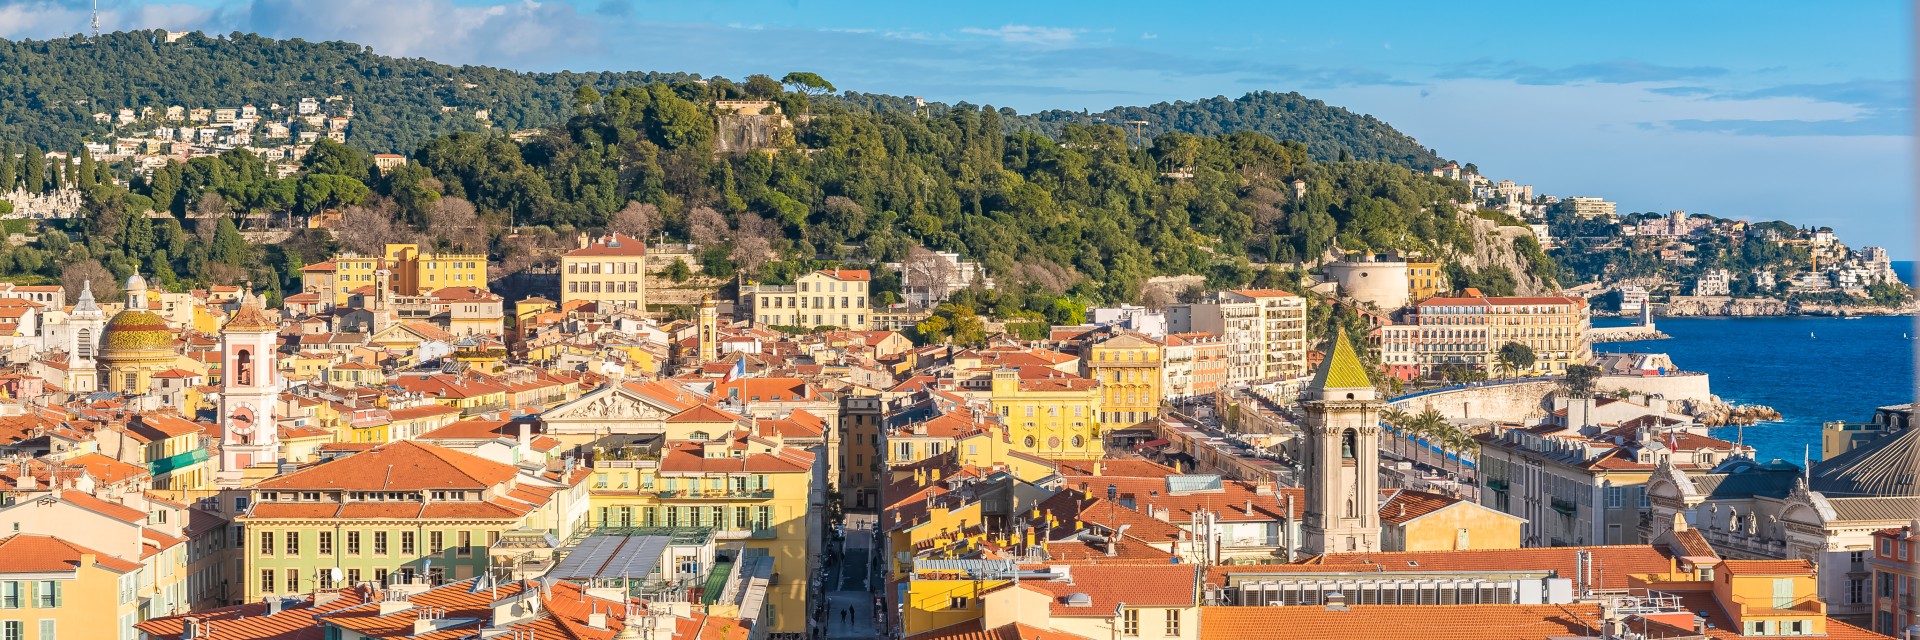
left=824, top=514, right=881, bottom=639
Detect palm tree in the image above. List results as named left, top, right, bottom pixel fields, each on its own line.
left=1380, top=408, right=1413, bottom=456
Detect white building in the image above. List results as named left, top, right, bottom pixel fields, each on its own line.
left=1695, top=268, right=1732, bottom=297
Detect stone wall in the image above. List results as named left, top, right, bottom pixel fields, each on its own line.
left=1391, top=380, right=1559, bottom=424
left=1593, top=373, right=1713, bottom=404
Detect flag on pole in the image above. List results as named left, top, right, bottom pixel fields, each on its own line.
left=723, top=357, right=746, bottom=382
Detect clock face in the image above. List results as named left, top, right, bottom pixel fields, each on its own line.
left=231, top=406, right=255, bottom=433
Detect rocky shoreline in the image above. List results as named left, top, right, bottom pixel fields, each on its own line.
left=1677, top=397, right=1783, bottom=427
left=1653, top=296, right=1915, bottom=318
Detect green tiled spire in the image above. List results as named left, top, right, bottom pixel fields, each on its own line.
left=1311, top=328, right=1373, bottom=390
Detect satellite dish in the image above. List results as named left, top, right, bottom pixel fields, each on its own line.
left=329, top=567, right=344, bottom=582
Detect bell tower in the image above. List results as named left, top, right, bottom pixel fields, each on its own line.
left=698, top=295, right=719, bottom=364
left=1300, top=329, right=1384, bottom=555
left=216, top=294, right=282, bottom=487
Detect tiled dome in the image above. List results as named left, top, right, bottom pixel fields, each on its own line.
left=102, top=310, right=175, bottom=352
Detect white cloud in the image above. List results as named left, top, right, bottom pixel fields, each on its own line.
left=958, top=24, right=1082, bottom=48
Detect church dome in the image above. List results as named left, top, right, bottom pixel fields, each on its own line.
left=102, top=310, right=175, bottom=352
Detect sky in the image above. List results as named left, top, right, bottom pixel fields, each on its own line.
left=0, top=0, right=1911, bottom=255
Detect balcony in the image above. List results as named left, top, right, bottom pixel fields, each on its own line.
left=150, top=448, right=210, bottom=475
left=1550, top=497, right=1578, bottom=517
left=652, top=489, right=776, bottom=500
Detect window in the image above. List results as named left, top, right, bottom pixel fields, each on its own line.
left=32, top=582, right=56, bottom=609
left=260, top=530, right=276, bottom=556
left=1605, top=487, right=1623, bottom=510
left=756, top=506, right=772, bottom=530
left=286, top=569, right=299, bottom=593
left=346, top=531, right=361, bottom=555
left=1165, top=610, right=1180, bottom=636
left=38, top=620, right=52, bottom=640
left=1, top=621, right=19, bottom=640
left=1122, top=609, right=1138, bottom=636
left=346, top=569, right=361, bottom=586
left=285, top=531, right=300, bottom=556
left=0, top=582, right=17, bottom=608
left=260, top=570, right=276, bottom=594
left=430, top=531, right=444, bottom=554
left=373, top=531, right=388, bottom=555
left=458, top=531, right=473, bottom=557
left=318, top=531, right=333, bottom=556
left=401, top=531, right=416, bottom=555
left=949, top=597, right=968, bottom=609
left=1848, top=578, right=1866, bottom=604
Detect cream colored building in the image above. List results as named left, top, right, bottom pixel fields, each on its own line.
left=740, top=269, right=872, bottom=330
left=560, top=232, right=649, bottom=311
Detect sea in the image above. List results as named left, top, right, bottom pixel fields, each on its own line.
left=1590, top=261, right=1918, bottom=462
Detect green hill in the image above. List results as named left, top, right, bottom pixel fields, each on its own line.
left=0, top=30, right=693, bottom=152
left=2, top=31, right=1446, bottom=170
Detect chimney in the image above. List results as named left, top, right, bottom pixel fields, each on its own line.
left=577, top=232, right=591, bottom=249
left=1324, top=591, right=1348, bottom=611
left=1092, top=460, right=1102, bottom=476
left=182, top=617, right=201, bottom=639
left=587, top=612, right=609, bottom=629
left=265, top=596, right=285, bottom=616
left=517, top=422, right=531, bottom=449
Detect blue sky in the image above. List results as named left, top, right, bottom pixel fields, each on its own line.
left=1, top=0, right=1911, bottom=255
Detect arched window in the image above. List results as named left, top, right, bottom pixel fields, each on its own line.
left=1022, top=436, right=1036, bottom=448
left=235, top=349, right=254, bottom=386
left=1341, top=429, right=1357, bottom=459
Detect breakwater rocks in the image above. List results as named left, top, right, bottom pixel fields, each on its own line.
left=1679, top=398, right=1782, bottom=427
left=1589, top=328, right=1670, bottom=343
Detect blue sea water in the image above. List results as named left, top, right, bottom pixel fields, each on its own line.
left=1593, top=263, right=1917, bottom=462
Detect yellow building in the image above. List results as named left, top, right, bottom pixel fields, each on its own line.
left=1378, top=488, right=1524, bottom=552
left=0, top=534, right=145, bottom=640
left=1407, top=260, right=1445, bottom=301
left=988, top=368, right=1103, bottom=459
left=304, top=243, right=489, bottom=308
left=239, top=441, right=588, bottom=601
left=325, top=360, right=386, bottom=387
left=1086, top=331, right=1163, bottom=429
left=560, top=233, right=649, bottom=311
left=129, top=413, right=215, bottom=491
left=585, top=431, right=818, bottom=635
left=740, top=269, right=873, bottom=330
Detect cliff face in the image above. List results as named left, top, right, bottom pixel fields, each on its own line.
left=1453, top=215, right=1553, bottom=295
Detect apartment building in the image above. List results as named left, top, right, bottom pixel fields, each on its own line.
left=584, top=431, right=818, bottom=635
left=1085, top=330, right=1164, bottom=429
left=560, top=232, right=649, bottom=311
left=1168, top=289, right=1306, bottom=386
left=740, top=270, right=873, bottom=330
left=301, top=244, right=488, bottom=309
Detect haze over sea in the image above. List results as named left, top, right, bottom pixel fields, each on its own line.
left=1593, top=262, right=1917, bottom=463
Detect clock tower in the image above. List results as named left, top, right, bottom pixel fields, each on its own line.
left=216, top=293, right=282, bottom=487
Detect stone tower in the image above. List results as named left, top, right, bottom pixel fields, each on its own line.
left=698, top=295, right=719, bottom=364
left=1300, top=328, right=1385, bottom=555
left=216, top=294, right=281, bottom=487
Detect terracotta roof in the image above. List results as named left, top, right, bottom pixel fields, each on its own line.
left=1198, top=604, right=1606, bottom=640
left=1005, top=564, right=1196, bottom=616
left=252, top=440, right=518, bottom=491
left=0, top=533, right=142, bottom=574
left=1378, top=489, right=1462, bottom=525
left=564, top=232, right=649, bottom=257
left=667, top=404, right=748, bottom=424
left=1717, top=559, right=1815, bottom=576
left=905, top=621, right=1096, bottom=640
left=817, top=269, right=870, bottom=281
left=65, top=452, right=151, bottom=485
left=61, top=491, right=149, bottom=523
